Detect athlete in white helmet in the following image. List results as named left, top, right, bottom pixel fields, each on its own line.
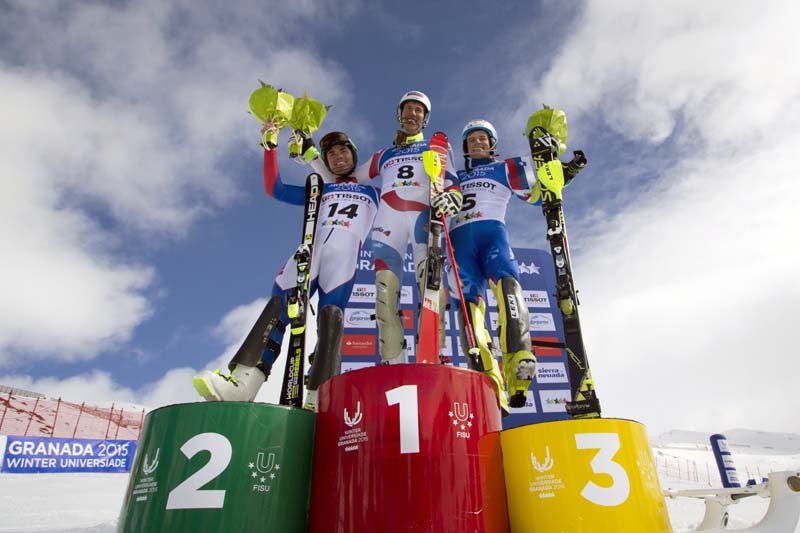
left=350, top=91, right=462, bottom=364
left=447, top=118, right=545, bottom=413
left=193, top=127, right=378, bottom=409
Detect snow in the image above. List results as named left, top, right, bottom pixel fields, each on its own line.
left=0, top=427, right=797, bottom=532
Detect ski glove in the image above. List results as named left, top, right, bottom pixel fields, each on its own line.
left=288, top=129, right=319, bottom=163
left=431, top=190, right=463, bottom=217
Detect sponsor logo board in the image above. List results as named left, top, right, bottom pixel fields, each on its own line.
left=539, top=389, right=571, bottom=413
left=350, top=284, right=376, bottom=303
left=530, top=313, right=556, bottom=331
left=342, top=334, right=376, bottom=356
left=536, top=363, right=568, bottom=384
left=344, top=308, right=374, bottom=329
left=523, top=290, right=550, bottom=308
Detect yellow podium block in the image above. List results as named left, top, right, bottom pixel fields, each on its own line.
left=501, top=418, right=672, bottom=533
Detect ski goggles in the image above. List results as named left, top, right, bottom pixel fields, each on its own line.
left=319, top=131, right=352, bottom=152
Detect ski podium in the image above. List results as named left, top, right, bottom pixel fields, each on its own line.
left=115, top=97, right=800, bottom=531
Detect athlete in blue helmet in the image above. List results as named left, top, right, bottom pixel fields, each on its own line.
left=448, top=119, right=545, bottom=413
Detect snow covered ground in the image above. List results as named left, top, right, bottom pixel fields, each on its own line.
left=0, top=429, right=797, bottom=532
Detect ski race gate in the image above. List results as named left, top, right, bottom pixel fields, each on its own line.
left=116, top=246, right=799, bottom=532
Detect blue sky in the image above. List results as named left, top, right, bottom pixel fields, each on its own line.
left=1, top=0, right=799, bottom=437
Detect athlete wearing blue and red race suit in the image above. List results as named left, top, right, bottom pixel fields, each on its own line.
left=352, top=91, right=462, bottom=364
left=448, top=119, right=542, bottom=411
left=193, top=130, right=378, bottom=406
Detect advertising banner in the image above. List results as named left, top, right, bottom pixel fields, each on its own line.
left=342, top=240, right=571, bottom=429
left=0, top=435, right=136, bottom=474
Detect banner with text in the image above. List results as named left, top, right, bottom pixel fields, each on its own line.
left=0, top=435, right=137, bottom=474
left=342, top=240, right=571, bottom=429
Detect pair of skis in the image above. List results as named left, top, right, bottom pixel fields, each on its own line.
left=417, top=132, right=482, bottom=366
left=527, top=126, right=601, bottom=418
left=416, top=129, right=601, bottom=419
left=278, top=173, right=322, bottom=407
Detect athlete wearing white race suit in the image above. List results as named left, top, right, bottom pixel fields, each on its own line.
left=352, top=134, right=459, bottom=362
left=263, top=149, right=378, bottom=368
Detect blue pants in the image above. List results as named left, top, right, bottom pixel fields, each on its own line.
left=448, top=220, right=519, bottom=306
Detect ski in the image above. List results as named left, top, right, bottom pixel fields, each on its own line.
left=416, top=132, right=448, bottom=363
left=528, top=124, right=601, bottom=418
left=279, top=172, right=322, bottom=407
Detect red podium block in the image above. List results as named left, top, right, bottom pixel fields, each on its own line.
left=308, top=364, right=509, bottom=533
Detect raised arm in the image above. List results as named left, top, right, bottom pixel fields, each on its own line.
left=262, top=149, right=306, bottom=206
left=505, top=155, right=542, bottom=206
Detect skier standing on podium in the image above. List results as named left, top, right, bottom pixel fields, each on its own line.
left=193, top=126, right=378, bottom=409
left=350, top=91, right=462, bottom=364
left=447, top=119, right=543, bottom=414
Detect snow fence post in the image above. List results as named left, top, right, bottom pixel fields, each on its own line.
left=23, top=397, right=40, bottom=436
left=51, top=397, right=62, bottom=437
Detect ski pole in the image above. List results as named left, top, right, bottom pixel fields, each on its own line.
left=439, top=212, right=482, bottom=367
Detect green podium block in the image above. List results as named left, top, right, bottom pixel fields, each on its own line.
left=118, top=402, right=315, bottom=532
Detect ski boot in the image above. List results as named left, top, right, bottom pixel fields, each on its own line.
left=503, top=351, right=537, bottom=408
left=192, top=364, right=268, bottom=402
left=458, top=300, right=510, bottom=417
left=485, top=356, right=510, bottom=416
left=303, top=389, right=318, bottom=412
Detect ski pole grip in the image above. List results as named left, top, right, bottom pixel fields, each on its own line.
left=563, top=150, right=587, bottom=180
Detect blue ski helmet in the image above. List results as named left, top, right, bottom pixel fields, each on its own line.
left=462, top=119, right=497, bottom=156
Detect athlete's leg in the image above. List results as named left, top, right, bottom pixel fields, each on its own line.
left=413, top=208, right=447, bottom=353
left=446, top=224, right=509, bottom=414
left=483, top=222, right=536, bottom=408
left=303, top=231, right=359, bottom=408
left=373, top=207, right=412, bottom=363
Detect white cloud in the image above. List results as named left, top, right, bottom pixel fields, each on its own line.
left=511, top=1, right=800, bottom=149
left=502, top=1, right=800, bottom=434
left=0, top=1, right=357, bottom=363
left=578, top=144, right=800, bottom=435
left=0, top=297, right=305, bottom=408
left=0, top=371, right=137, bottom=405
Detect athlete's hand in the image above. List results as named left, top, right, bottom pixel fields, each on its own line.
left=260, top=121, right=279, bottom=149
left=432, top=190, right=463, bottom=217
left=288, top=129, right=318, bottom=162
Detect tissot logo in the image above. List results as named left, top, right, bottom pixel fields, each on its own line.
left=350, top=284, right=376, bottom=302
left=524, top=290, right=550, bottom=308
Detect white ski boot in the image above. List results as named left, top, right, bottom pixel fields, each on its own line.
left=303, top=389, right=318, bottom=412
left=192, top=364, right=267, bottom=402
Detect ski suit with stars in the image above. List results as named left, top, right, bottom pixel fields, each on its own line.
left=353, top=134, right=459, bottom=362
left=260, top=149, right=379, bottom=369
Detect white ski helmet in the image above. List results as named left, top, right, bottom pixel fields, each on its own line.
left=396, top=90, right=431, bottom=128
left=462, top=119, right=497, bottom=155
